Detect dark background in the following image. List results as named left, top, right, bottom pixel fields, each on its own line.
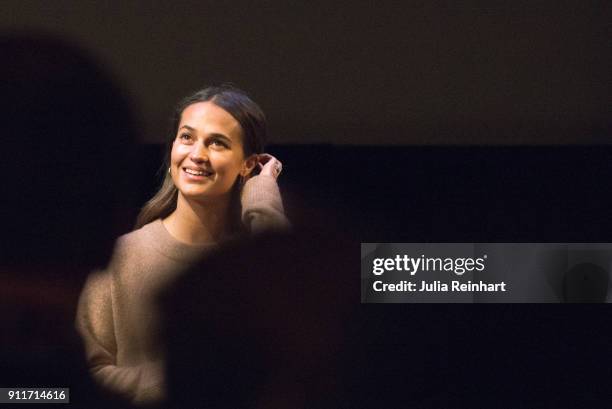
left=3, top=1, right=612, bottom=407
left=3, top=1, right=610, bottom=144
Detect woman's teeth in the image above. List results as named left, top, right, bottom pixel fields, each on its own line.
left=184, top=168, right=208, bottom=176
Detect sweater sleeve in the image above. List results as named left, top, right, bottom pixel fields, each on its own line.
left=76, top=270, right=163, bottom=404
left=241, top=174, right=290, bottom=233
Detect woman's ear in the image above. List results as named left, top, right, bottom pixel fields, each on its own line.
left=241, top=154, right=259, bottom=177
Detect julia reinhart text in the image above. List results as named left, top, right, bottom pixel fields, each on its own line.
left=373, top=280, right=507, bottom=292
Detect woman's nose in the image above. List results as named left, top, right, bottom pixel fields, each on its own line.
left=190, top=142, right=209, bottom=163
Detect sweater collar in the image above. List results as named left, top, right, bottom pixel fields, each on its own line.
left=142, top=219, right=217, bottom=262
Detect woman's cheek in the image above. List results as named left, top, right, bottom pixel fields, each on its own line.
left=210, top=152, right=232, bottom=170
left=170, top=146, right=187, bottom=163
left=176, top=144, right=192, bottom=156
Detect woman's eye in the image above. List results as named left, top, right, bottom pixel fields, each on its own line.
left=209, top=139, right=228, bottom=148
left=179, top=133, right=192, bottom=142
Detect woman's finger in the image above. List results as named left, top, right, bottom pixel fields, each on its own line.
left=258, top=153, right=274, bottom=164
left=258, top=154, right=282, bottom=178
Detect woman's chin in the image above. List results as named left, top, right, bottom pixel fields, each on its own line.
left=177, top=188, right=232, bottom=203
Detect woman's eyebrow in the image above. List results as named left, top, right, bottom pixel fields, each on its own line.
left=179, top=125, right=232, bottom=142
left=208, top=133, right=233, bottom=143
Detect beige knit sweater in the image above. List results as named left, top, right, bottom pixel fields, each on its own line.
left=76, top=175, right=288, bottom=405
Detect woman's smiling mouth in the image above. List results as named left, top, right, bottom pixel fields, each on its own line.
left=182, top=167, right=213, bottom=178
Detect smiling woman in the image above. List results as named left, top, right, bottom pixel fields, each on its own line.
left=170, top=102, right=255, bottom=211
left=136, top=85, right=285, bottom=235
left=76, top=85, right=289, bottom=406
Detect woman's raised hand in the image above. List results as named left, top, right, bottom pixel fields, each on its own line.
left=257, top=153, right=283, bottom=179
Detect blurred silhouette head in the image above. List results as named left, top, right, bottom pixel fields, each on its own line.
left=0, top=32, right=137, bottom=409
left=158, top=229, right=354, bottom=408
left=1, top=32, right=136, bottom=271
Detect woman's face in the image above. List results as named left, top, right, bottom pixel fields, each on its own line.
left=170, top=101, right=255, bottom=202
